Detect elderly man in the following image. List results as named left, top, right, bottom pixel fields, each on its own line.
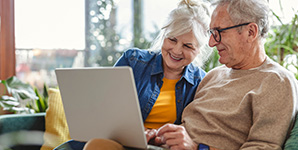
left=147, top=0, right=298, bottom=149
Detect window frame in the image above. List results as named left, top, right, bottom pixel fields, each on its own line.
left=0, top=0, right=15, bottom=80
left=0, top=0, right=15, bottom=95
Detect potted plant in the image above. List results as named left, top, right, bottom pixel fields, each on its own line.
left=0, top=76, right=48, bottom=114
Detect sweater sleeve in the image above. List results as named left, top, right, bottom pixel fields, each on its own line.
left=240, top=74, right=296, bottom=150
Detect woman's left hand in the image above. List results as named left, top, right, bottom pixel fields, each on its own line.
left=145, top=128, right=157, bottom=143
left=156, top=124, right=197, bottom=150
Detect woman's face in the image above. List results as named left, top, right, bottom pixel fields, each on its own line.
left=161, top=31, right=200, bottom=74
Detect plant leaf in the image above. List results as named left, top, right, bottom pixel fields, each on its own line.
left=4, top=76, right=38, bottom=101
left=0, top=95, right=18, bottom=102
left=1, top=101, right=19, bottom=107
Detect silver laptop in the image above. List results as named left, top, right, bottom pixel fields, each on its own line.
left=55, top=67, right=165, bottom=149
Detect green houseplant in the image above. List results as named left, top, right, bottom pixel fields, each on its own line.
left=265, top=12, right=298, bottom=79
left=0, top=76, right=48, bottom=114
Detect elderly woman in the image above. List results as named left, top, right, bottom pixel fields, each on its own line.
left=114, top=0, right=211, bottom=130
left=55, top=0, right=212, bottom=149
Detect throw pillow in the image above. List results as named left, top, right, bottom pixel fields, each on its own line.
left=40, top=88, right=71, bottom=150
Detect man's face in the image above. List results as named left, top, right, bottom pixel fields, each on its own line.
left=208, top=5, right=250, bottom=69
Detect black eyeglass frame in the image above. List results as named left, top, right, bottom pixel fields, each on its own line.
left=208, top=22, right=251, bottom=42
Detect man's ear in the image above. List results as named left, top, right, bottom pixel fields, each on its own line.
left=247, top=23, right=258, bottom=42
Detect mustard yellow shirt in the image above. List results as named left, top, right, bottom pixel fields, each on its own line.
left=144, top=78, right=179, bottom=129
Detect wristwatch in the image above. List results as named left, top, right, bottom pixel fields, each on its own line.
left=198, top=143, right=210, bottom=150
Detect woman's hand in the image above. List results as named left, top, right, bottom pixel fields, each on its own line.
left=145, top=128, right=165, bottom=146
left=156, top=124, right=197, bottom=150
left=145, top=128, right=157, bottom=143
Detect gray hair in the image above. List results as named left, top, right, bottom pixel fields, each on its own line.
left=149, top=0, right=212, bottom=67
left=214, top=0, right=270, bottom=39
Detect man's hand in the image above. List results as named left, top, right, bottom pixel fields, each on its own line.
left=156, top=124, right=197, bottom=150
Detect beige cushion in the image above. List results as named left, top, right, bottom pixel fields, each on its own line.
left=40, top=88, right=71, bottom=150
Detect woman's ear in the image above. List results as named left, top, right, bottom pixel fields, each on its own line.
left=247, top=23, right=259, bottom=43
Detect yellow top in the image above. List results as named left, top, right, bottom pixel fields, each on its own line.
left=144, top=78, right=179, bottom=129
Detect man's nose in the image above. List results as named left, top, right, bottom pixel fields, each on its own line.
left=208, top=35, right=218, bottom=47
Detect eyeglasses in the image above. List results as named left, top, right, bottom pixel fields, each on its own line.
left=208, top=23, right=250, bottom=43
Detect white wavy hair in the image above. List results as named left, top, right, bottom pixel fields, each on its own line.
left=213, top=0, right=270, bottom=39
left=149, top=0, right=213, bottom=67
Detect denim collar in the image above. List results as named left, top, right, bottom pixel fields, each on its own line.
left=151, top=52, right=195, bottom=85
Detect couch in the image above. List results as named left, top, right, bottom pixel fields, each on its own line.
left=0, top=113, right=46, bottom=150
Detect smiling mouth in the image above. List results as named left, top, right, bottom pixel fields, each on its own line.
left=170, top=54, right=183, bottom=61
left=217, top=48, right=225, bottom=54
left=217, top=47, right=224, bottom=51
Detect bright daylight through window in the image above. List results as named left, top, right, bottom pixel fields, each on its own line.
left=14, top=0, right=297, bottom=90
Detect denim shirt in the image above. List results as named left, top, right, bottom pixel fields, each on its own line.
left=114, top=48, right=206, bottom=124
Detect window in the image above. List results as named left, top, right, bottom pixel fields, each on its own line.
left=14, top=0, right=85, bottom=89
left=2, top=0, right=296, bottom=90
left=13, top=0, right=180, bottom=90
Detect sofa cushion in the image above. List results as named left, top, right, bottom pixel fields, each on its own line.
left=41, top=88, right=71, bottom=150
left=284, top=114, right=298, bottom=149
left=0, top=113, right=45, bottom=150
left=0, top=113, right=45, bottom=133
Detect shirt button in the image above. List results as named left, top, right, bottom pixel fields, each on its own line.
left=177, top=100, right=181, bottom=103
left=177, top=86, right=180, bottom=89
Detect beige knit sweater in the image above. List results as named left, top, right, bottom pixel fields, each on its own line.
left=182, top=57, right=298, bottom=150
